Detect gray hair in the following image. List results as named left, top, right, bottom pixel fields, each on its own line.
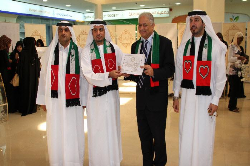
left=138, top=12, right=154, bottom=24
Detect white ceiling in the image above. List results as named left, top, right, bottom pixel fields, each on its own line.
left=13, top=0, right=250, bottom=13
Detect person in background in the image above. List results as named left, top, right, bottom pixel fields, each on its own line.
left=173, top=10, right=227, bottom=166
left=37, top=21, right=87, bottom=166
left=36, top=39, right=45, bottom=47
left=18, top=37, right=39, bottom=116
left=8, top=41, right=23, bottom=112
left=217, top=32, right=228, bottom=49
left=227, top=32, right=246, bottom=112
left=0, top=35, right=12, bottom=110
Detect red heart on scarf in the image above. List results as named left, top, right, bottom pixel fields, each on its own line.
left=199, top=65, right=209, bottom=79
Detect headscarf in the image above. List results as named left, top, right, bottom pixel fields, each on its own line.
left=232, top=32, right=244, bottom=46
left=14, top=41, right=23, bottom=53
left=41, top=21, right=77, bottom=74
left=85, top=19, right=112, bottom=47
left=36, top=39, right=45, bottom=47
left=23, top=37, right=37, bottom=58
left=216, top=32, right=228, bottom=48
left=0, top=35, right=12, bottom=52
left=179, top=10, right=227, bottom=53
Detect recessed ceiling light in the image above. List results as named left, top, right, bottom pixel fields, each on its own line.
left=175, top=2, right=181, bottom=5
left=66, top=4, right=71, bottom=7
left=140, top=5, right=145, bottom=7
left=112, top=7, right=116, bottom=10
left=242, top=0, right=247, bottom=1
left=86, top=9, right=90, bottom=12
left=43, top=0, right=47, bottom=2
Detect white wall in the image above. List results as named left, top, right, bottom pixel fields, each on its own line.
left=154, top=5, right=193, bottom=24
left=154, top=3, right=250, bottom=24
left=225, top=3, right=250, bottom=17
left=0, top=13, right=17, bottom=23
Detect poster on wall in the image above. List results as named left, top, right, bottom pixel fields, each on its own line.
left=222, top=23, right=246, bottom=47
left=116, top=25, right=136, bottom=54
left=177, top=23, right=186, bottom=47
left=107, top=25, right=116, bottom=44
left=0, top=22, right=20, bottom=52
left=212, top=23, right=223, bottom=34
left=73, top=25, right=89, bottom=48
left=247, top=22, right=250, bottom=57
left=25, top=23, right=46, bottom=46
left=225, top=13, right=250, bottom=23
left=155, top=23, right=177, bottom=55
left=52, top=25, right=57, bottom=38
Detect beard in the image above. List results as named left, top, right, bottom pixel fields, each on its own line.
left=190, top=26, right=204, bottom=37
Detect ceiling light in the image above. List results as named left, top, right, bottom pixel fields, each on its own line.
left=175, top=2, right=181, bottom=5
left=43, top=0, right=47, bottom=2
left=86, top=9, right=90, bottom=12
left=66, top=4, right=71, bottom=7
left=112, top=7, right=116, bottom=10
left=140, top=5, right=145, bottom=7
left=242, top=0, right=247, bottom=1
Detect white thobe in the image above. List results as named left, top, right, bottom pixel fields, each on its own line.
left=81, top=43, right=123, bottom=166
left=37, top=43, right=88, bottom=166
left=174, top=37, right=226, bottom=166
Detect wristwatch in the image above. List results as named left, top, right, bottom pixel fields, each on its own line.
left=173, top=96, right=179, bottom=101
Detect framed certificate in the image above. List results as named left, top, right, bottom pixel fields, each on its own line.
left=121, top=54, right=145, bottom=75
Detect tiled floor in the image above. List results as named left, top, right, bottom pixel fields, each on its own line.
left=0, top=81, right=249, bottom=166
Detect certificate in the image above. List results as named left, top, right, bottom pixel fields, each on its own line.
left=121, top=54, right=145, bottom=75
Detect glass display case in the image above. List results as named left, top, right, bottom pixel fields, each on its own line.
left=0, top=73, right=8, bottom=123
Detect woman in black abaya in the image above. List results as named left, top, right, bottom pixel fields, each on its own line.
left=19, top=37, right=40, bottom=116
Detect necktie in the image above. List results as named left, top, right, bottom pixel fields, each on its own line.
left=138, top=40, right=149, bottom=88
left=142, top=40, right=149, bottom=61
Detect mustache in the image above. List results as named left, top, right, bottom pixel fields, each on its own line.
left=191, top=26, right=196, bottom=29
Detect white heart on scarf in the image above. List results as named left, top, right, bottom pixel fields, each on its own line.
left=108, top=59, right=115, bottom=69
left=68, top=77, right=77, bottom=95
left=93, top=65, right=102, bottom=73
left=199, top=65, right=209, bottom=79
left=184, top=60, right=192, bottom=73
left=51, top=69, right=55, bottom=87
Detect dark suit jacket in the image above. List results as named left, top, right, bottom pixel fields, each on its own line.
left=129, top=35, right=175, bottom=111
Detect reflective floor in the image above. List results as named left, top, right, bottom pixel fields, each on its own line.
left=0, top=81, right=250, bottom=166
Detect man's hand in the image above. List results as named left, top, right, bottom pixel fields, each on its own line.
left=109, top=70, right=122, bottom=79
left=173, top=99, right=179, bottom=113
left=40, top=105, right=47, bottom=112
left=118, top=66, right=130, bottom=77
left=208, top=103, right=218, bottom=116
left=143, top=65, right=154, bottom=77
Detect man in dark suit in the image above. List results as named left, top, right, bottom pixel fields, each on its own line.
left=125, top=12, right=175, bottom=166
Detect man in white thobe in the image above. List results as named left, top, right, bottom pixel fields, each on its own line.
left=81, top=19, right=123, bottom=166
left=173, top=10, right=227, bottom=166
left=37, top=21, right=87, bottom=166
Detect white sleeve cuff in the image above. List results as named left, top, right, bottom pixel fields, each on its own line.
left=174, top=91, right=180, bottom=97
left=36, top=94, right=45, bottom=105
left=211, top=96, right=220, bottom=106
